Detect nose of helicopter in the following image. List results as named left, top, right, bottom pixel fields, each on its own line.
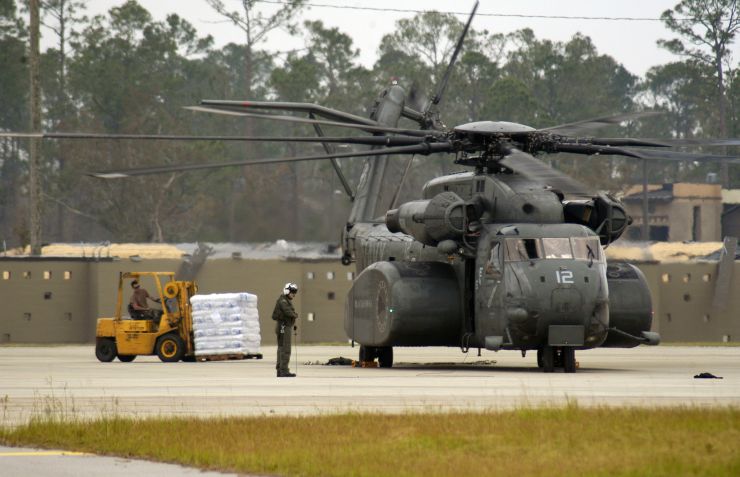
left=505, top=259, right=609, bottom=348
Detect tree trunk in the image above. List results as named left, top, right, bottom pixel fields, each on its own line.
left=29, top=0, right=42, bottom=255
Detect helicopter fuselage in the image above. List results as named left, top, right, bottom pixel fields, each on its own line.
left=344, top=170, right=654, bottom=354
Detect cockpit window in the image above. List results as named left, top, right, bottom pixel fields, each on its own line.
left=505, top=238, right=541, bottom=261
left=572, top=237, right=602, bottom=262
left=504, top=236, right=601, bottom=262
left=541, top=238, right=573, bottom=259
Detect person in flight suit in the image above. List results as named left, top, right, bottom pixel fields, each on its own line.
left=272, top=282, right=299, bottom=377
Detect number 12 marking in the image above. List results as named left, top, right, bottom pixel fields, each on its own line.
left=556, top=270, right=574, bottom=284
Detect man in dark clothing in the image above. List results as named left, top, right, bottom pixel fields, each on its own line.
left=129, top=280, right=162, bottom=322
left=272, top=282, right=298, bottom=377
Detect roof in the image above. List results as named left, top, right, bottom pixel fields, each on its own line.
left=623, top=183, right=722, bottom=202
left=606, top=241, right=725, bottom=263
left=3, top=240, right=342, bottom=261
left=722, top=189, right=740, bottom=204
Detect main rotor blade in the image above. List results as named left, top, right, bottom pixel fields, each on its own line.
left=587, top=138, right=671, bottom=148
left=187, top=106, right=433, bottom=138
left=627, top=148, right=740, bottom=164
left=425, top=1, right=479, bottom=116
left=88, top=142, right=454, bottom=178
left=540, top=111, right=662, bottom=136
left=553, top=143, right=645, bottom=158
left=200, top=99, right=378, bottom=126
left=641, top=137, right=740, bottom=147
left=499, top=148, right=593, bottom=196
left=0, top=131, right=424, bottom=146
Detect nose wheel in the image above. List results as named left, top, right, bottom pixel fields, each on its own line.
left=537, top=346, right=577, bottom=373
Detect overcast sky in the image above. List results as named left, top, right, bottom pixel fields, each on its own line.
left=63, top=0, right=740, bottom=78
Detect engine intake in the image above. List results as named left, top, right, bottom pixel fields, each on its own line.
left=563, top=193, right=630, bottom=246
left=386, top=192, right=476, bottom=246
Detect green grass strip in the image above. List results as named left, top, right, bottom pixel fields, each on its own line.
left=2, top=407, right=739, bottom=476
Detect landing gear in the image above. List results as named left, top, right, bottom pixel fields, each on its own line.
left=537, top=346, right=576, bottom=373
left=377, top=347, right=393, bottom=368
left=358, top=345, right=394, bottom=368
left=539, top=346, right=555, bottom=373
left=562, top=347, right=576, bottom=373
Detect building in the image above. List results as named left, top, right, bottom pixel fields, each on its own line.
left=622, top=183, right=723, bottom=242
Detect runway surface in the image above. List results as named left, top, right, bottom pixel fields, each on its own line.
left=1, top=344, right=738, bottom=426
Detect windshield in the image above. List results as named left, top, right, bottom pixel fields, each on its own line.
left=505, top=237, right=602, bottom=262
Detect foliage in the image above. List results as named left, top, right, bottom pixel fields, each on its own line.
left=1, top=407, right=739, bottom=476
left=0, top=2, right=739, bottom=246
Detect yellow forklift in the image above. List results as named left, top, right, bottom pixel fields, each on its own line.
left=95, top=271, right=197, bottom=362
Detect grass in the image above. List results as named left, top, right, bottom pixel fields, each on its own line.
left=2, top=406, right=739, bottom=476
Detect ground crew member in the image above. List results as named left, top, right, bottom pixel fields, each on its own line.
left=272, top=282, right=298, bottom=377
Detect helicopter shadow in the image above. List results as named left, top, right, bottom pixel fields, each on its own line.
left=391, top=362, right=632, bottom=374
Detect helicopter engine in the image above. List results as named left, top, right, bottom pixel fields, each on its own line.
left=345, top=261, right=462, bottom=347
left=563, top=193, right=631, bottom=245
left=603, top=262, right=658, bottom=347
left=385, top=192, right=478, bottom=246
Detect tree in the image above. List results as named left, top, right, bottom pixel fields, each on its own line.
left=0, top=0, right=28, bottom=247
left=659, top=0, right=740, bottom=186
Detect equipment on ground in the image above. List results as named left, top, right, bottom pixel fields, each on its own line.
left=95, top=271, right=197, bottom=362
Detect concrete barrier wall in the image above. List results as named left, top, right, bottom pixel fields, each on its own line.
left=1, top=257, right=736, bottom=344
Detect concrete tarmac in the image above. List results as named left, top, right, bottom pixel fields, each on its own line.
left=0, top=445, right=238, bottom=476
left=1, top=344, right=738, bottom=427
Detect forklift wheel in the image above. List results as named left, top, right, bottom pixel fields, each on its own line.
left=117, top=354, right=136, bottom=362
left=156, top=333, right=185, bottom=362
left=95, top=338, right=117, bottom=362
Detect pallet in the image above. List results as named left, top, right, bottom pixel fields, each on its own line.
left=196, top=352, right=263, bottom=362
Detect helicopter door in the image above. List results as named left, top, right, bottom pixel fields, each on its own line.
left=475, top=239, right=505, bottom=341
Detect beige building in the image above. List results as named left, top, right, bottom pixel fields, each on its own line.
left=623, top=183, right=723, bottom=242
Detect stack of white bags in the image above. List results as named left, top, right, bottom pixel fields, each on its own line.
left=190, top=292, right=261, bottom=356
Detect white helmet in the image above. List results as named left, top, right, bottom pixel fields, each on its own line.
left=283, top=282, right=298, bottom=295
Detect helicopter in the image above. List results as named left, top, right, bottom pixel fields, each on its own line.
left=7, top=2, right=740, bottom=372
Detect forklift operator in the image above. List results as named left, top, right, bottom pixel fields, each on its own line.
left=129, top=280, right=162, bottom=321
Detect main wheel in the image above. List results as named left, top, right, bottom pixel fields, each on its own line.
left=117, top=354, right=136, bottom=362
left=95, top=338, right=117, bottom=362
left=377, top=347, right=393, bottom=368
left=562, top=347, right=576, bottom=373
left=155, top=333, right=185, bottom=362
left=359, top=345, right=376, bottom=362
left=540, top=345, right=555, bottom=373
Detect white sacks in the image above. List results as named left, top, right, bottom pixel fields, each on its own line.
left=190, top=292, right=261, bottom=356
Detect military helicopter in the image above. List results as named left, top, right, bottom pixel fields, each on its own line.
left=7, top=2, right=740, bottom=372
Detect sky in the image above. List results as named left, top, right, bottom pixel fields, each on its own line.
left=50, top=0, right=740, bottom=78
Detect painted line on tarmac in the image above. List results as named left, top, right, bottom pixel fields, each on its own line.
left=0, top=450, right=92, bottom=457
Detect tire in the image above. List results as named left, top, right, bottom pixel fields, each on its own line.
left=562, top=347, right=576, bottom=373
left=117, top=354, right=136, bottom=362
left=359, top=345, right=376, bottom=362
left=155, top=333, right=185, bottom=362
left=541, top=345, right=555, bottom=373
left=377, top=347, right=393, bottom=368
left=95, top=338, right=117, bottom=362
left=537, top=348, right=543, bottom=368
